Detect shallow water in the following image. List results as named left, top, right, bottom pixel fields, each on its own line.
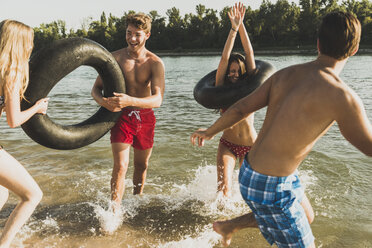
left=0, top=54, right=371, bottom=248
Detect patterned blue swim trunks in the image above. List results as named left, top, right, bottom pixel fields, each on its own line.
left=239, top=159, right=314, bottom=248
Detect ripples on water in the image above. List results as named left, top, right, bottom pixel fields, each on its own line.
left=0, top=55, right=371, bottom=247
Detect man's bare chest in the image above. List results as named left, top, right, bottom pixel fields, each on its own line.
left=122, top=62, right=151, bottom=84
left=120, top=62, right=152, bottom=94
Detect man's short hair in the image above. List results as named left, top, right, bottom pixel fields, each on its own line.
left=126, top=13, right=152, bottom=34
left=318, top=11, right=361, bottom=60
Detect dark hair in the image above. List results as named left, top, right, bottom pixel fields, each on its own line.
left=225, top=53, right=246, bottom=83
left=318, top=11, right=361, bottom=60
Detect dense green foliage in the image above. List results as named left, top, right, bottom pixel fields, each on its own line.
left=33, top=0, right=372, bottom=52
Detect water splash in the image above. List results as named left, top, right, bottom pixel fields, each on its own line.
left=168, top=164, right=249, bottom=216
left=156, top=225, right=220, bottom=248
left=93, top=201, right=124, bottom=234
left=12, top=163, right=317, bottom=247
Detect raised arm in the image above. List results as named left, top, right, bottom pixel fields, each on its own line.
left=237, top=2, right=256, bottom=73
left=215, top=4, right=243, bottom=86
left=191, top=75, right=273, bottom=146
left=335, top=88, right=372, bottom=156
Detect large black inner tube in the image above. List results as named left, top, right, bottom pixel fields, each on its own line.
left=21, top=38, right=125, bottom=150
left=193, top=60, right=275, bottom=109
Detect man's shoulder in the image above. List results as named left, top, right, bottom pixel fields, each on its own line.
left=273, top=63, right=306, bottom=76
left=269, top=63, right=305, bottom=82
left=145, top=50, right=164, bottom=68
left=146, top=50, right=163, bottom=62
left=111, top=48, right=126, bottom=60
left=313, top=68, right=360, bottom=108
left=329, top=78, right=358, bottom=102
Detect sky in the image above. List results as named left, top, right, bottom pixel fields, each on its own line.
left=1, top=0, right=272, bottom=30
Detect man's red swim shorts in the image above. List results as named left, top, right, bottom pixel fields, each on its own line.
left=110, top=108, right=156, bottom=150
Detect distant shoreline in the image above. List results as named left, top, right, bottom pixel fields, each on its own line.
left=156, top=47, right=372, bottom=57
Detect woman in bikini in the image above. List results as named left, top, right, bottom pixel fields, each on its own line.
left=215, top=2, right=257, bottom=197
left=0, top=20, right=49, bottom=247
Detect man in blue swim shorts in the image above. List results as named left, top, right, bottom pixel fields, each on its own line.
left=238, top=159, right=314, bottom=247
left=191, top=11, right=372, bottom=247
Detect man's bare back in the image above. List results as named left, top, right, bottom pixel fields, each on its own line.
left=192, top=55, right=371, bottom=177
left=248, top=59, right=365, bottom=176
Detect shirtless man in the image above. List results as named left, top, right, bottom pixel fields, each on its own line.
left=191, top=11, right=372, bottom=247
left=92, top=13, right=165, bottom=209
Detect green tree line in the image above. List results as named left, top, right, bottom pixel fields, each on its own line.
left=33, top=0, right=372, bottom=52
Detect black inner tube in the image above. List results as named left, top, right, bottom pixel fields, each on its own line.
left=193, top=60, right=275, bottom=109
left=21, top=38, right=125, bottom=150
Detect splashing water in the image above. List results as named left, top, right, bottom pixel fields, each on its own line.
left=93, top=201, right=124, bottom=234
left=88, top=164, right=253, bottom=247
left=156, top=226, right=221, bottom=248
left=13, top=163, right=316, bottom=247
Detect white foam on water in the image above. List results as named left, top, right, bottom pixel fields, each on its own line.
left=299, top=169, right=317, bottom=193
left=7, top=164, right=319, bottom=248
left=88, top=164, right=319, bottom=246
left=298, top=169, right=333, bottom=218
left=90, top=164, right=248, bottom=236
left=15, top=216, right=60, bottom=248
left=156, top=226, right=220, bottom=248
left=90, top=179, right=152, bottom=234
left=92, top=201, right=124, bottom=234
left=167, top=164, right=249, bottom=216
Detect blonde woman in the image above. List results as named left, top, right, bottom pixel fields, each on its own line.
left=215, top=2, right=257, bottom=197
left=0, top=20, right=48, bottom=248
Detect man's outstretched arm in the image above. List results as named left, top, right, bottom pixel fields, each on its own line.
left=191, top=74, right=274, bottom=146
left=336, top=87, right=372, bottom=156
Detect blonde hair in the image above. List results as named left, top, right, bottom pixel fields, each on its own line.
left=126, top=13, right=152, bottom=34
left=0, top=19, right=34, bottom=101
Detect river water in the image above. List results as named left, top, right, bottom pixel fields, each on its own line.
left=0, top=54, right=371, bottom=248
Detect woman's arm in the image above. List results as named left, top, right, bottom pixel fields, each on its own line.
left=4, top=82, right=48, bottom=128
left=215, top=4, right=243, bottom=86
left=237, top=3, right=256, bottom=73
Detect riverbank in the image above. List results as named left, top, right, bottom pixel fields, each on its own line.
left=156, top=46, right=372, bottom=56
